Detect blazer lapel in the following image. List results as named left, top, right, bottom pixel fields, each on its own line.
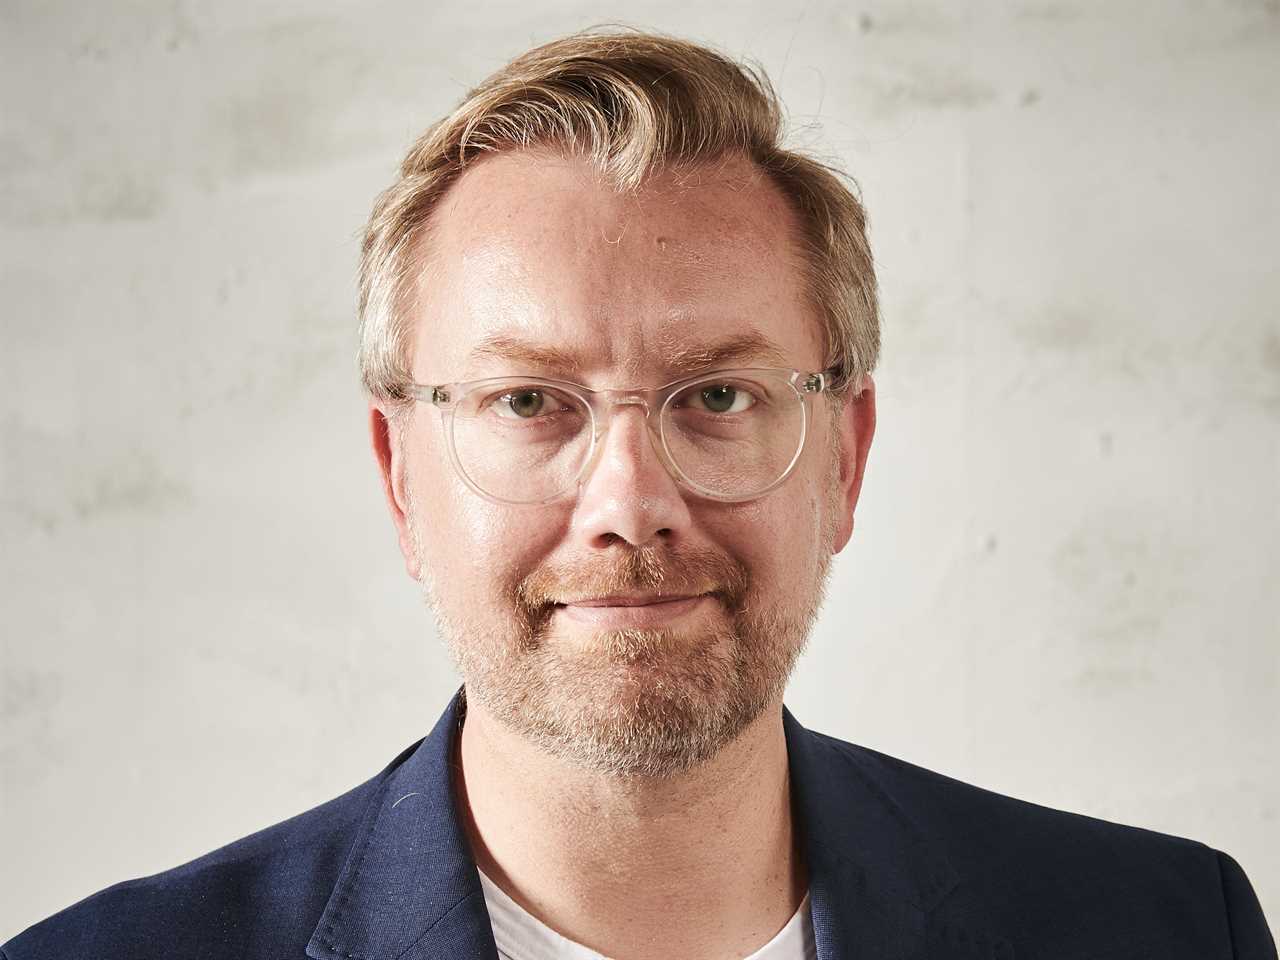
left=306, top=690, right=497, bottom=960
left=307, top=692, right=1013, bottom=960
left=784, top=708, right=1015, bottom=960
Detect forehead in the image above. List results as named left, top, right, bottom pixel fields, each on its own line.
left=412, top=150, right=824, bottom=384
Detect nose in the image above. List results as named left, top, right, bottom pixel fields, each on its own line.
left=569, top=401, right=693, bottom=550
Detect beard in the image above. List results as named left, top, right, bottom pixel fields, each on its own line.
left=404, top=479, right=837, bottom=780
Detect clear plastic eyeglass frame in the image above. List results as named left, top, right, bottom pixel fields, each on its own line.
left=400, top=365, right=844, bottom=506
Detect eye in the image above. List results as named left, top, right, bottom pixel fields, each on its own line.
left=684, top=382, right=756, bottom=414
left=489, top=388, right=573, bottom=420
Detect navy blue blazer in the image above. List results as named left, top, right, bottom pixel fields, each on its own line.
left=4, top=688, right=1275, bottom=959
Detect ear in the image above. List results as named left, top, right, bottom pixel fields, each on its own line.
left=369, top=401, right=422, bottom=580
left=831, top=375, right=877, bottom=554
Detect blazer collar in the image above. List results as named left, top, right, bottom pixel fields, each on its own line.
left=308, top=689, right=1011, bottom=960
left=782, top=709, right=1012, bottom=959
left=306, top=689, right=493, bottom=960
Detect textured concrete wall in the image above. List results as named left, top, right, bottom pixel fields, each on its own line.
left=2, top=0, right=1276, bottom=939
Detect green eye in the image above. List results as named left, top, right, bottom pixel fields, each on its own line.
left=701, top=384, right=737, bottom=413
left=501, top=390, right=545, bottom=418
left=691, top=383, right=755, bottom=414
left=486, top=388, right=580, bottom=421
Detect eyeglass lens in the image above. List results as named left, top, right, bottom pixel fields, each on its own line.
left=448, top=372, right=808, bottom=503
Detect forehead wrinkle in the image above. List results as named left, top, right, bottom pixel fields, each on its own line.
left=653, top=328, right=793, bottom=373
left=419, top=153, right=821, bottom=386
left=464, top=333, right=591, bottom=379
left=457, top=326, right=796, bottom=386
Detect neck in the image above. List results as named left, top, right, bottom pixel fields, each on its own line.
left=454, top=689, right=807, bottom=960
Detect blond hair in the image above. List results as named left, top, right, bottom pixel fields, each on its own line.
left=358, top=28, right=880, bottom=409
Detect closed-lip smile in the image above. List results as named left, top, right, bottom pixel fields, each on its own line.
left=555, top=593, right=711, bottom=626
left=561, top=593, right=703, bottom=608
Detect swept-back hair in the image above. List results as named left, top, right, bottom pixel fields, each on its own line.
left=358, top=28, right=880, bottom=408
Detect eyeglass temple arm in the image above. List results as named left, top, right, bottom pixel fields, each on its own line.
left=805, top=365, right=855, bottom=394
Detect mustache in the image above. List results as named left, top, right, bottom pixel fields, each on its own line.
left=516, top=545, right=750, bottom=614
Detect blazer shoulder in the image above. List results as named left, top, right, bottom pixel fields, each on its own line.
left=2, top=742, right=416, bottom=960
left=808, top=730, right=1275, bottom=957
left=812, top=728, right=1208, bottom=855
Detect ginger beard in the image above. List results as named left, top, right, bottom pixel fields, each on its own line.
left=401, top=429, right=843, bottom=780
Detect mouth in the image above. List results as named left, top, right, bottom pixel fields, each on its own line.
left=554, top=593, right=712, bottom=627
left=556, top=593, right=705, bottom=608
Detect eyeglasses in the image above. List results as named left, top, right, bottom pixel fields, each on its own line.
left=401, top=366, right=843, bottom=506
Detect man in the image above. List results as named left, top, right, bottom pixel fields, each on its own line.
left=3, top=27, right=1273, bottom=960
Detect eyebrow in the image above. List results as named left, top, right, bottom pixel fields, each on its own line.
left=463, top=330, right=794, bottom=380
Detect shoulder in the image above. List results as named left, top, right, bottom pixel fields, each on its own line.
left=1, top=744, right=413, bottom=960
left=814, top=727, right=1209, bottom=861
left=809, top=729, right=1276, bottom=957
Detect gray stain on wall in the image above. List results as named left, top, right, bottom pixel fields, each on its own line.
left=2, top=423, right=193, bottom=533
left=863, top=64, right=998, bottom=112
left=0, top=669, right=63, bottom=724
left=1050, top=510, right=1194, bottom=694
left=70, top=471, right=192, bottom=523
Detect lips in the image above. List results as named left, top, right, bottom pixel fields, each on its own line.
left=554, top=593, right=712, bottom=627
left=559, top=594, right=704, bottom=608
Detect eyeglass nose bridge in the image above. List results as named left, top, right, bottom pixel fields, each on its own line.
left=586, top=389, right=661, bottom=434
left=600, top=392, right=652, bottom=412
left=576, top=389, right=674, bottom=485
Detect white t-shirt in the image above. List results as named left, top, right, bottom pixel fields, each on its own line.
left=477, top=866, right=817, bottom=960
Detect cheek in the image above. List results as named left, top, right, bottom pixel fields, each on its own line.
left=404, top=425, right=497, bottom=548
left=796, top=425, right=842, bottom=537
left=735, top=463, right=835, bottom=589
left=710, top=499, right=808, bottom=593
left=416, top=478, right=568, bottom=596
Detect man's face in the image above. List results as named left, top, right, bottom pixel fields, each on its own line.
left=373, top=151, right=874, bottom=778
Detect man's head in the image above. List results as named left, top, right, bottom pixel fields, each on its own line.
left=364, top=29, right=878, bottom=778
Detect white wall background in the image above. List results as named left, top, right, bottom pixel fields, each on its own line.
left=2, top=0, right=1276, bottom=940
